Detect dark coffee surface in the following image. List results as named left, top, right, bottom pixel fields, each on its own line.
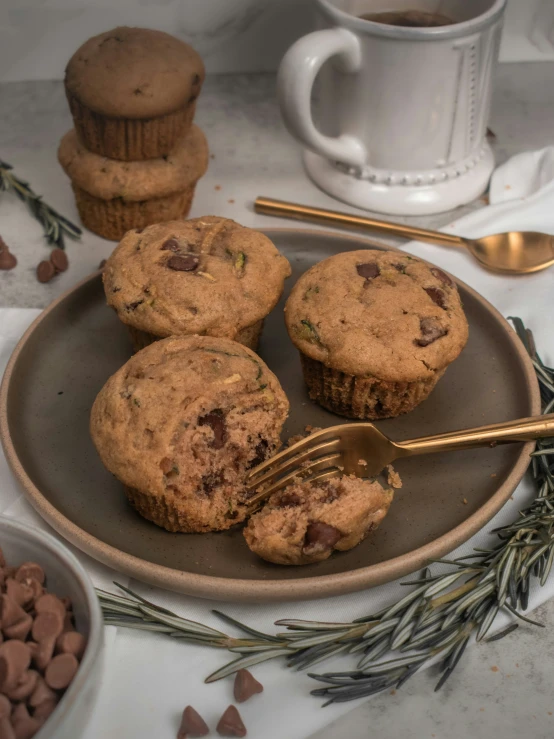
left=359, top=10, right=455, bottom=27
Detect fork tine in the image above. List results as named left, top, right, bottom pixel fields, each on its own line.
left=246, top=427, right=342, bottom=483
left=304, top=468, right=342, bottom=485
left=246, top=438, right=342, bottom=492
left=247, top=454, right=342, bottom=507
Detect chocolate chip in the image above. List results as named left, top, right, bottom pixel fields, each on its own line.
left=276, top=492, right=301, bottom=508
left=0, top=249, right=16, bottom=271
left=28, top=675, right=57, bottom=707
left=159, top=457, right=176, bottom=475
left=393, top=263, right=406, bottom=273
left=98, top=259, right=107, bottom=270
left=0, top=595, right=27, bottom=628
left=192, top=73, right=201, bottom=86
left=28, top=637, right=55, bottom=671
left=424, top=286, right=447, bottom=309
left=200, top=471, right=225, bottom=495
left=3, top=614, right=32, bottom=642
left=36, top=260, right=55, bottom=284
left=167, top=255, right=199, bottom=272
left=177, top=705, right=209, bottom=738
left=0, top=695, right=9, bottom=719
left=188, top=94, right=197, bottom=104
left=247, top=440, right=269, bottom=469
left=5, top=580, right=29, bottom=609
left=14, top=564, right=44, bottom=586
left=234, top=668, right=263, bottom=703
left=50, top=248, right=68, bottom=273
left=35, top=594, right=66, bottom=621
left=0, top=717, right=14, bottom=739
left=44, top=653, right=78, bottom=690
left=12, top=714, right=40, bottom=739
left=431, top=267, right=453, bottom=286
left=31, top=611, right=63, bottom=642
left=32, top=698, right=57, bottom=721
left=216, top=705, right=247, bottom=737
left=126, top=299, right=144, bottom=311
left=356, top=262, right=380, bottom=280
left=415, top=317, right=448, bottom=347
left=303, top=522, right=342, bottom=553
left=198, top=410, right=227, bottom=449
left=55, top=631, right=86, bottom=660
left=4, top=669, right=38, bottom=701
left=161, top=238, right=180, bottom=252
left=0, top=641, right=31, bottom=690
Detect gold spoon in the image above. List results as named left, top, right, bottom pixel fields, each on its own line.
left=255, top=196, right=554, bottom=275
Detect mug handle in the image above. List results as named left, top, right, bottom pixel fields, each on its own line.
left=277, top=28, right=367, bottom=168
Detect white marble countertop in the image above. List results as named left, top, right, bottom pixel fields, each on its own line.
left=1, top=63, right=554, bottom=739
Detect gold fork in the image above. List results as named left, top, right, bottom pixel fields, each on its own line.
left=246, top=414, right=554, bottom=507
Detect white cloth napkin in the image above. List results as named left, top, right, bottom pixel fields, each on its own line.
left=0, top=149, right=553, bottom=739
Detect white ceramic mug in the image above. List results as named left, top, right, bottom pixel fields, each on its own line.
left=278, top=0, right=507, bottom=215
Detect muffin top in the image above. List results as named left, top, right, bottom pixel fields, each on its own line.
left=285, top=250, right=468, bottom=382
left=57, top=125, right=208, bottom=202
left=103, top=217, right=292, bottom=338
left=90, top=335, right=289, bottom=506
left=64, top=27, right=205, bottom=118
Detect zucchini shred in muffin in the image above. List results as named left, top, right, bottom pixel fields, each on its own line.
left=90, top=335, right=289, bottom=532
left=285, top=250, right=468, bottom=420
left=243, top=475, right=394, bottom=565
left=103, top=217, right=292, bottom=351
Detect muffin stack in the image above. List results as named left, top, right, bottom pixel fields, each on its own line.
left=58, top=27, right=208, bottom=241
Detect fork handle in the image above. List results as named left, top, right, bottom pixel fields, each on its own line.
left=396, top=413, right=554, bottom=456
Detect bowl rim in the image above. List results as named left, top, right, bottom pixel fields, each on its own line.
left=0, top=515, right=103, bottom=736
left=0, top=227, right=541, bottom=602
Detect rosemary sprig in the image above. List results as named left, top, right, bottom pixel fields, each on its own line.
left=0, top=159, right=81, bottom=249
left=97, top=317, right=554, bottom=704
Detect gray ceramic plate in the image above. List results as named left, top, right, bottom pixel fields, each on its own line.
left=0, top=229, right=540, bottom=602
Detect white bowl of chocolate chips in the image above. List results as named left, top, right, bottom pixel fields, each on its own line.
left=0, top=515, right=104, bottom=739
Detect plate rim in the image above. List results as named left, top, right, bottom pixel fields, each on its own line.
left=0, top=227, right=541, bottom=602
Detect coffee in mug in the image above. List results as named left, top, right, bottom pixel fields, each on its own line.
left=358, top=10, right=454, bottom=27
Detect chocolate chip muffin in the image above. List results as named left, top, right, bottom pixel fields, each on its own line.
left=90, top=335, right=289, bottom=533
left=285, top=250, right=468, bottom=419
left=243, top=476, right=393, bottom=565
left=103, top=216, right=292, bottom=351
left=64, top=27, right=205, bottom=161
left=58, top=125, right=208, bottom=241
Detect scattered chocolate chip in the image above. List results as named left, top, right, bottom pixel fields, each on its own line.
left=234, top=669, right=263, bottom=703
left=36, top=260, right=55, bottom=284
left=14, top=564, right=44, bottom=586
left=393, top=263, right=406, bottom=272
left=0, top=249, right=16, bottom=271
left=44, top=653, right=78, bottom=690
left=303, top=522, right=342, bottom=553
left=216, top=705, right=247, bottom=737
left=423, top=286, right=447, bottom=309
left=430, top=267, right=453, bottom=287
left=126, top=299, right=144, bottom=311
left=177, top=705, right=209, bottom=738
left=159, top=457, right=175, bottom=475
left=161, top=238, right=180, bottom=252
left=356, top=262, right=380, bottom=280
left=198, top=410, right=227, bottom=449
left=167, top=255, right=199, bottom=272
left=50, top=248, right=68, bottom=273
left=415, top=317, right=448, bottom=347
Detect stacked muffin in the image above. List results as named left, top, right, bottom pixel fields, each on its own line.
left=58, top=27, right=208, bottom=240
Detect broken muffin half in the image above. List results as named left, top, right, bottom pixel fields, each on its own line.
left=90, top=335, right=289, bottom=532
left=243, top=475, right=394, bottom=565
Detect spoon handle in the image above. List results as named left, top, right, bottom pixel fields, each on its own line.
left=255, top=196, right=465, bottom=248
left=395, top=414, right=554, bottom=457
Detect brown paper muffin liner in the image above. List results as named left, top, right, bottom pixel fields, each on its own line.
left=127, top=319, right=265, bottom=354
left=72, top=183, right=196, bottom=241
left=123, top=485, right=240, bottom=533
left=299, top=354, right=445, bottom=420
left=66, top=91, right=197, bottom=161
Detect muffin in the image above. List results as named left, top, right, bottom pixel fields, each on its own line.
left=244, top=475, right=393, bottom=565
left=102, top=216, right=292, bottom=351
left=285, top=250, right=468, bottom=419
left=58, top=125, right=208, bottom=240
left=64, top=27, right=205, bottom=161
left=90, top=335, right=289, bottom=533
